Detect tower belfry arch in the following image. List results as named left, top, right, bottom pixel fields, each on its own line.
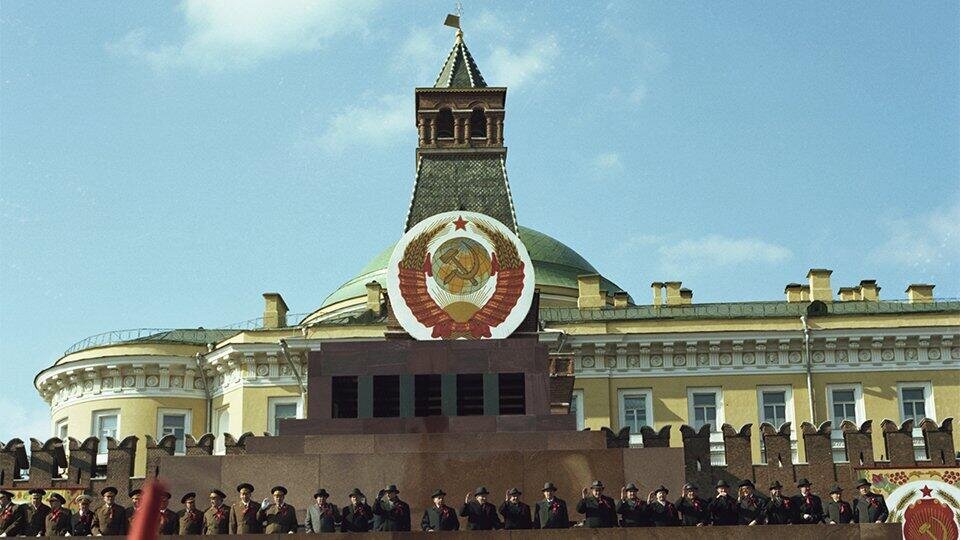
left=404, top=20, right=517, bottom=234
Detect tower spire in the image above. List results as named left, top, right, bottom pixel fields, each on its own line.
left=435, top=10, right=486, bottom=89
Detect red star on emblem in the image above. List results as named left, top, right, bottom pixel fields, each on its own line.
left=453, top=215, right=468, bottom=230
left=920, top=485, right=933, bottom=498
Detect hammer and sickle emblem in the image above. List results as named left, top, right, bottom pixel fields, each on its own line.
left=439, top=242, right=481, bottom=286
left=919, top=517, right=949, bottom=540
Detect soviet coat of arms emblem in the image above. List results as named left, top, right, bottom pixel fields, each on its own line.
left=386, top=211, right=535, bottom=340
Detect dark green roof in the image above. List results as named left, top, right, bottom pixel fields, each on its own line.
left=539, top=300, right=960, bottom=323
left=318, top=226, right=626, bottom=310
left=435, top=32, right=487, bottom=88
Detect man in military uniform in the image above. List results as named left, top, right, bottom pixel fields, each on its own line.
left=421, top=489, right=459, bottom=531
left=460, top=486, right=502, bottom=530
left=676, top=483, right=709, bottom=526
left=763, top=480, right=794, bottom=524
left=304, top=488, right=340, bottom=533
left=737, top=479, right=766, bottom=525
left=576, top=480, right=617, bottom=528
left=825, top=485, right=853, bottom=524
left=617, top=483, right=650, bottom=527
left=71, top=494, right=95, bottom=537
left=125, top=488, right=142, bottom=525
left=203, top=488, right=230, bottom=534
left=708, top=479, right=739, bottom=526
left=372, top=485, right=410, bottom=531
left=534, top=482, right=569, bottom=529
left=44, top=493, right=72, bottom=536
left=260, top=485, right=298, bottom=533
left=20, top=488, right=50, bottom=536
left=178, top=492, right=204, bottom=535
left=158, top=491, right=178, bottom=536
left=340, top=488, right=373, bottom=532
left=498, top=488, right=532, bottom=530
left=229, top=483, right=261, bottom=534
left=793, top=478, right=824, bottom=524
left=0, top=489, right=23, bottom=536
left=92, top=486, right=128, bottom=536
left=648, top=485, right=680, bottom=526
left=852, top=479, right=889, bottom=523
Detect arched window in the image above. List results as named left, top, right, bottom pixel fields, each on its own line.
left=469, top=108, right=486, bottom=138
left=436, top=108, right=454, bottom=139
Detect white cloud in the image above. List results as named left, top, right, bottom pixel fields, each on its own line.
left=487, top=34, right=559, bottom=91
left=393, top=27, right=446, bottom=84
left=0, top=396, right=50, bottom=443
left=658, top=235, right=792, bottom=271
left=594, top=152, right=623, bottom=172
left=870, top=200, right=960, bottom=272
left=315, top=93, right=410, bottom=153
left=109, top=0, right=380, bottom=71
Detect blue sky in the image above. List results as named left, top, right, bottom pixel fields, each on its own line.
left=1, top=1, right=957, bottom=442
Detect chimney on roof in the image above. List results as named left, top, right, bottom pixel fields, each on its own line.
left=365, top=281, right=384, bottom=314
left=838, top=287, right=859, bottom=302
left=679, top=288, right=693, bottom=305
left=857, top=280, right=880, bottom=301
left=806, top=269, right=833, bottom=302
left=262, top=293, right=289, bottom=329
left=664, top=281, right=683, bottom=306
left=906, top=283, right=935, bottom=304
left=613, top=291, right=630, bottom=308
left=651, top=282, right=664, bottom=307
left=577, top=274, right=604, bottom=309
left=785, top=283, right=807, bottom=303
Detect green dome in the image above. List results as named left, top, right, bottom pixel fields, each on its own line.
left=318, top=226, right=625, bottom=313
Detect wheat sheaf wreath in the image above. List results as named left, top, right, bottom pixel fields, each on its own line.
left=397, top=216, right=526, bottom=339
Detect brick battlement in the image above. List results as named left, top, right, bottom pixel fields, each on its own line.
left=0, top=417, right=952, bottom=503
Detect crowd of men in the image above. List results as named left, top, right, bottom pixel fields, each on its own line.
left=0, top=477, right=889, bottom=535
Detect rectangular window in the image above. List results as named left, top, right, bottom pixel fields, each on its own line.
left=688, top=388, right=724, bottom=465
left=826, top=384, right=864, bottom=462
left=498, top=373, right=525, bottom=415
left=92, top=410, right=120, bottom=458
left=414, top=374, right=442, bottom=417
left=157, top=409, right=191, bottom=454
left=570, top=390, right=585, bottom=430
left=618, top=389, right=653, bottom=447
left=691, top=393, right=717, bottom=430
left=267, top=397, right=301, bottom=435
left=213, top=407, right=230, bottom=455
left=372, top=376, right=400, bottom=418
left=55, top=418, right=68, bottom=441
left=898, top=382, right=935, bottom=460
left=757, top=386, right=797, bottom=463
left=332, top=376, right=359, bottom=418
left=456, top=374, right=484, bottom=416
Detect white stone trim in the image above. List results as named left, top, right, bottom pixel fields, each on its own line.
left=156, top=408, right=193, bottom=455
left=267, top=396, right=302, bottom=435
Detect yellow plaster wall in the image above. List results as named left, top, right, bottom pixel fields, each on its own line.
left=211, top=385, right=302, bottom=437
left=574, top=368, right=959, bottom=463
left=50, top=396, right=207, bottom=476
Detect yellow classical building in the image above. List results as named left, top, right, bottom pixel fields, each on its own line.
left=33, top=31, right=960, bottom=477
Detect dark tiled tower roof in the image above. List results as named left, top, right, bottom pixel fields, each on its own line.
left=434, top=30, right=487, bottom=88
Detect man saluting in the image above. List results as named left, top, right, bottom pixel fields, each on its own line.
left=534, top=482, right=569, bottom=529
left=498, top=488, right=532, bottom=530
left=617, top=483, right=650, bottom=527
left=460, top=487, right=502, bottom=530
left=260, top=486, right=298, bottom=534
left=577, top=480, right=617, bottom=528
left=373, top=484, right=411, bottom=531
